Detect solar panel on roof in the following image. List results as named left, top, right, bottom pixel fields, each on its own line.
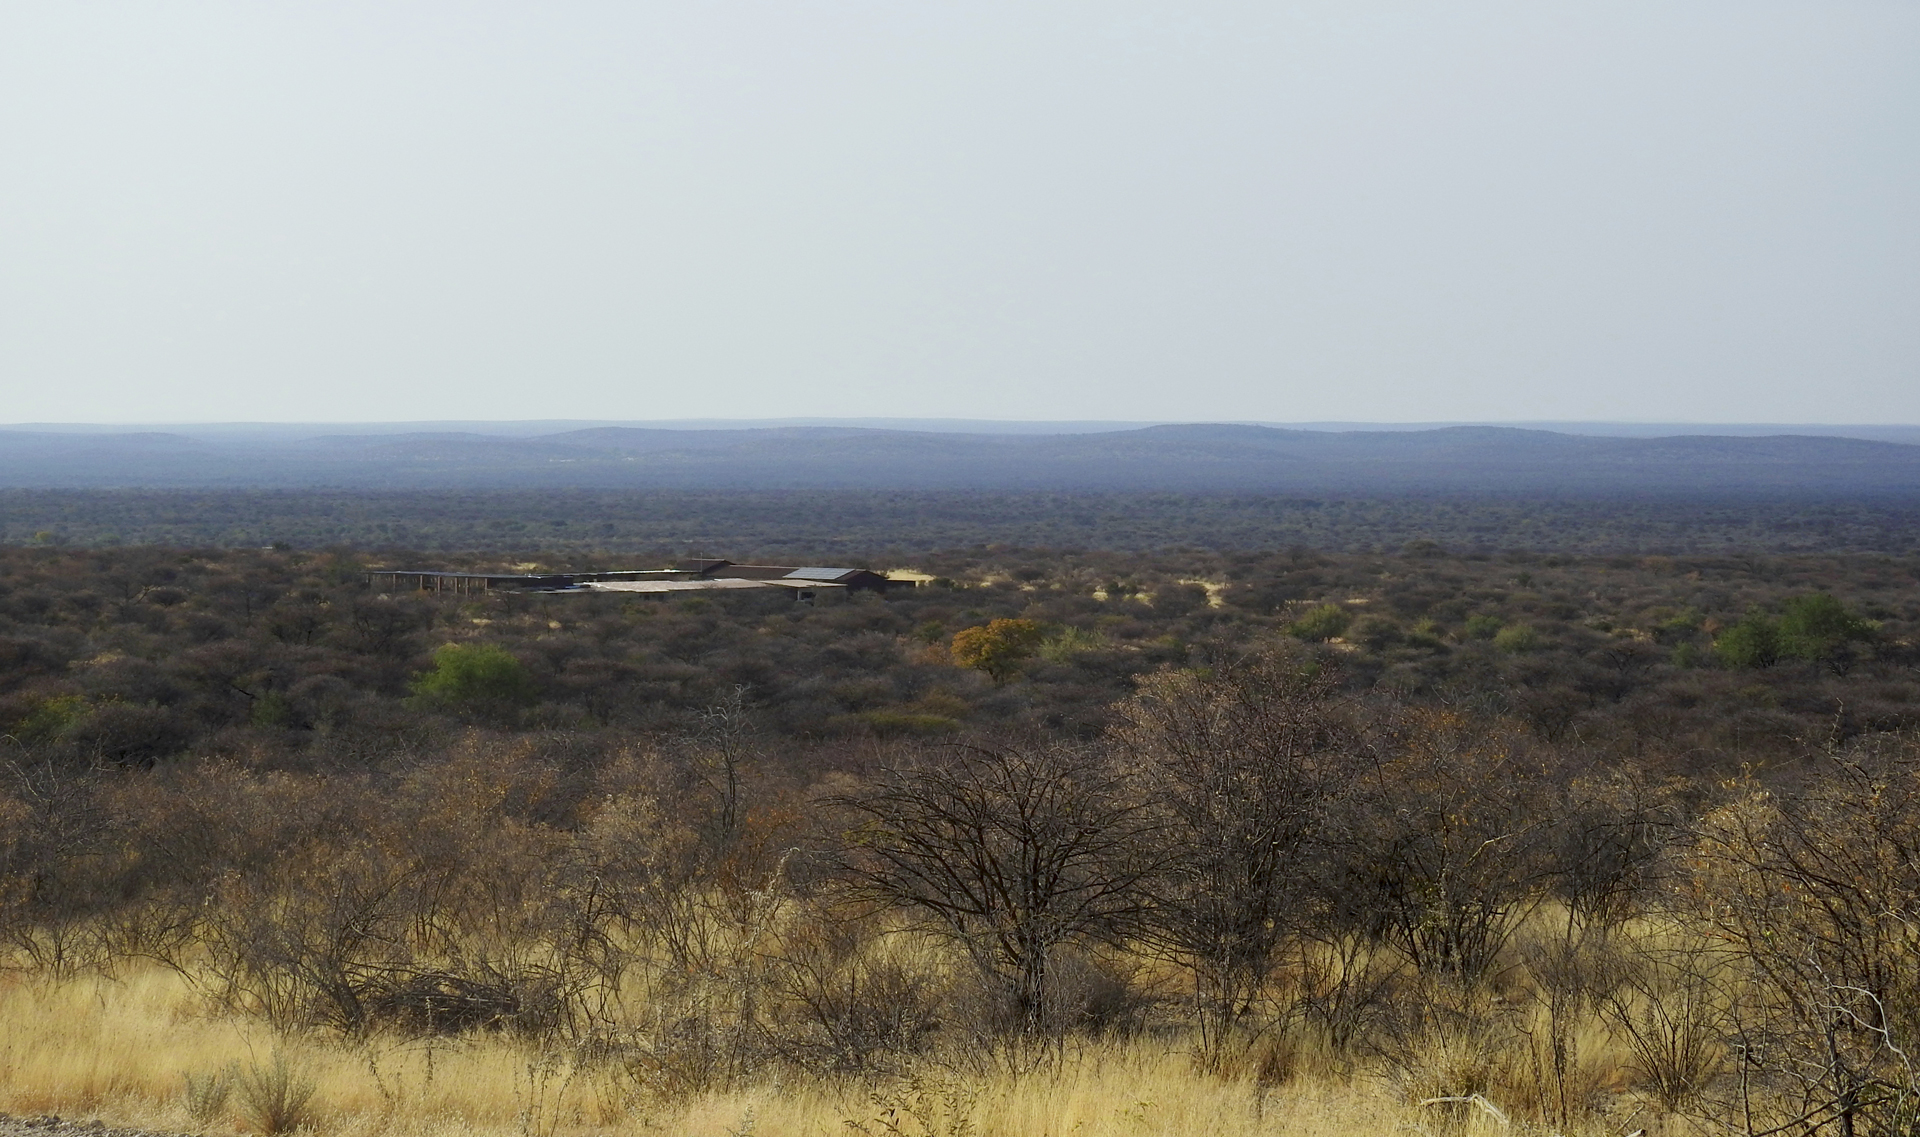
left=783, top=567, right=852, bottom=581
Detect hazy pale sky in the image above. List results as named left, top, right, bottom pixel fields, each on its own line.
left=2, top=2, right=1915, bottom=425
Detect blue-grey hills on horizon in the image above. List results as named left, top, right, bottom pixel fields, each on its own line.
left=2, top=421, right=1918, bottom=494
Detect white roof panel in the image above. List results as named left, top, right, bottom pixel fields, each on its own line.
left=579, top=578, right=845, bottom=595
left=783, top=567, right=856, bottom=581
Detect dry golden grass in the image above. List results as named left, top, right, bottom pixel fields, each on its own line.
left=0, top=963, right=1644, bottom=1137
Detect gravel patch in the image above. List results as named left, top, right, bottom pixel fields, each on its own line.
left=0, top=1114, right=193, bottom=1137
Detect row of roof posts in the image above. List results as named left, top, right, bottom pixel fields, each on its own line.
left=364, top=571, right=575, bottom=593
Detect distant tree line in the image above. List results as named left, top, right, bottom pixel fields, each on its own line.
left=6, top=488, right=1920, bottom=555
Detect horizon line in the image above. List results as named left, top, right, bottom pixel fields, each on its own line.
left=7, top=417, right=1920, bottom=431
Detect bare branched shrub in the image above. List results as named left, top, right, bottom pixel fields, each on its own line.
left=362, top=965, right=568, bottom=1038
left=1503, top=774, right=1674, bottom=1128
left=1370, top=976, right=1529, bottom=1114
left=1041, top=948, right=1153, bottom=1039
left=1290, top=933, right=1401, bottom=1057
left=1686, top=737, right=1920, bottom=1134
left=685, top=687, right=757, bottom=846
left=1324, top=710, right=1558, bottom=984
left=615, top=818, right=800, bottom=1094
left=1111, top=652, right=1351, bottom=1065
left=761, top=900, right=942, bottom=1074
left=619, top=869, right=793, bottom=1098
left=833, top=741, right=1154, bottom=1050
left=564, top=743, right=798, bottom=1097
left=157, top=740, right=620, bottom=1042
left=0, top=756, right=118, bottom=976
left=1553, top=771, right=1675, bottom=929
left=1597, top=931, right=1727, bottom=1117
left=844, top=1069, right=980, bottom=1137
left=623, top=1003, right=741, bottom=1098
left=1508, top=922, right=1624, bottom=1128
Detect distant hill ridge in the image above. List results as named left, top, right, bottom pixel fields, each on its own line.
left=0, top=423, right=1915, bottom=494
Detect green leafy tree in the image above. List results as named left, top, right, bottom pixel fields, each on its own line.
left=409, top=643, right=535, bottom=713
left=1776, top=592, right=1874, bottom=671
left=10, top=694, right=87, bottom=743
left=1652, top=608, right=1704, bottom=645
left=1492, top=623, right=1540, bottom=653
left=1713, top=611, right=1780, bottom=669
left=1288, top=603, right=1351, bottom=643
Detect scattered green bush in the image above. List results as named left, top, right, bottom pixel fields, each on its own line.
left=1777, top=592, right=1874, bottom=667
left=1713, top=611, right=1780, bottom=669
left=409, top=643, right=535, bottom=712
left=1492, top=624, right=1539, bottom=653
left=1653, top=608, right=1704, bottom=645
left=10, top=693, right=86, bottom=743
left=1038, top=626, right=1109, bottom=663
left=1289, top=604, right=1352, bottom=643
left=1349, top=615, right=1403, bottom=650
left=1714, top=594, right=1874, bottom=670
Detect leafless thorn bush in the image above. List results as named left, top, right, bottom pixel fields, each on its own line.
left=831, top=739, right=1156, bottom=1062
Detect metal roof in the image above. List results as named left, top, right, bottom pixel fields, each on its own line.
left=782, top=567, right=858, bottom=581
left=371, top=571, right=549, bottom=580
left=584, top=579, right=778, bottom=593
left=580, top=579, right=845, bottom=594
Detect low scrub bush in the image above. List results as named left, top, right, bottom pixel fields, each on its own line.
left=234, top=1052, right=317, bottom=1136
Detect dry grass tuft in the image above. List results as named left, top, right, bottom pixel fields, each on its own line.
left=234, top=1053, right=317, bottom=1135
left=0, top=962, right=1641, bottom=1136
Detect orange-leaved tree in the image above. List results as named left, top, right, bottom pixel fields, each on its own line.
left=949, top=618, right=1045, bottom=683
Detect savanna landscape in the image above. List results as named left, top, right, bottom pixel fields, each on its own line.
left=3, top=520, right=1919, bottom=1137
left=8, top=0, right=1917, bottom=1132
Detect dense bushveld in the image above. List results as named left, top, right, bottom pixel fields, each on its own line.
left=1, top=542, right=1914, bottom=760
left=7, top=487, right=1920, bottom=555
left=4, top=543, right=1920, bottom=1135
